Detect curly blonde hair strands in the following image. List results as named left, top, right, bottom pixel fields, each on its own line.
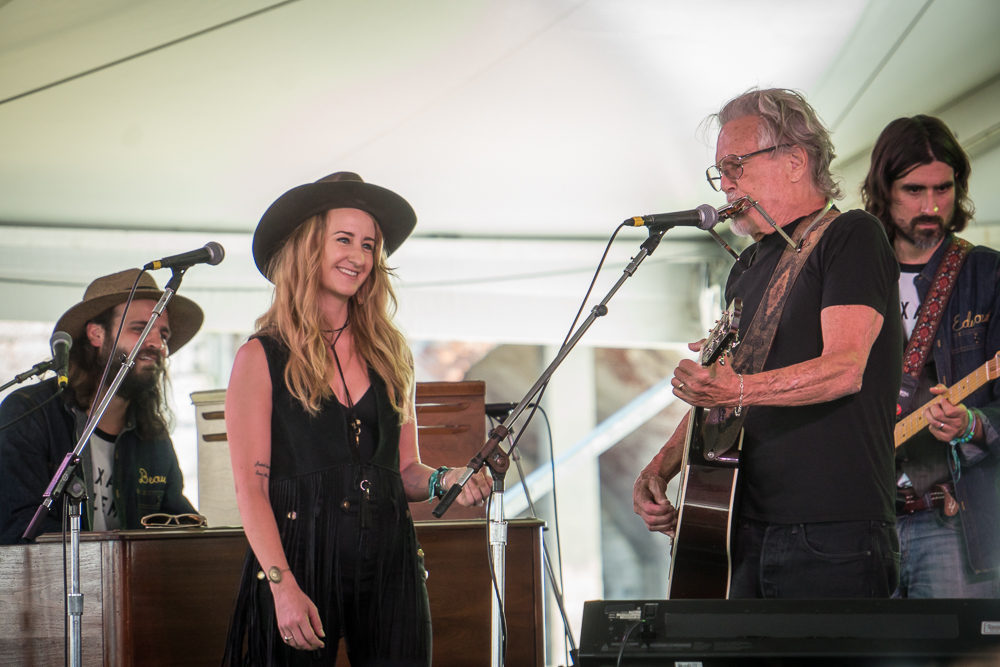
left=255, top=211, right=414, bottom=421
left=346, top=224, right=415, bottom=423
left=713, top=88, right=842, bottom=201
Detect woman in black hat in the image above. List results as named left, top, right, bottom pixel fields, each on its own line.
left=222, top=173, right=491, bottom=666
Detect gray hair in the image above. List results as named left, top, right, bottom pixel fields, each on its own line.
left=712, top=88, right=842, bottom=200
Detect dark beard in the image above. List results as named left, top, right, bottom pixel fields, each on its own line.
left=118, top=364, right=161, bottom=402
left=99, top=342, right=165, bottom=407
left=894, top=215, right=946, bottom=250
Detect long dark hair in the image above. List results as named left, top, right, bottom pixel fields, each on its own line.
left=66, top=306, right=173, bottom=439
left=862, top=115, right=974, bottom=242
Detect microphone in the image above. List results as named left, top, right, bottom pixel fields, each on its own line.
left=50, top=331, right=71, bottom=389
left=626, top=204, right=719, bottom=231
left=143, top=242, right=225, bottom=271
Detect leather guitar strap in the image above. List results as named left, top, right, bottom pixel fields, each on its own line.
left=703, top=205, right=840, bottom=459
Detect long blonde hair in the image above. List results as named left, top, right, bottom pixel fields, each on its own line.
left=255, top=211, right=414, bottom=421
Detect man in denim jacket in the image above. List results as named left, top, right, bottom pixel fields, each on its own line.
left=0, top=269, right=203, bottom=544
left=863, top=115, right=1000, bottom=597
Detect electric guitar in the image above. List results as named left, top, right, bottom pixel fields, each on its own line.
left=667, top=299, right=743, bottom=600
left=895, top=351, right=1000, bottom=448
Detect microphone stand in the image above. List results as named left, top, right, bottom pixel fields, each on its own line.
left=65, top=476, right=87, bottom=667
left=509, top=441, right=578, bottom=659
left=487, top=466, right=506, bottom=667
left=488, top=414, right=578, bottom=660
left=21, top=268, right=189, bottom=667
left=433, top=229, right=667, bottom=666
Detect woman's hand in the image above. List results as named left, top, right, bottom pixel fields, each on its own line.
left=272, top=576, right=326, bottom=651
left=447, top=467, right=493, bottom=507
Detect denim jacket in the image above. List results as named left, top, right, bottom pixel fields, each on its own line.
left=914, top=235, right=1000, bottom=572
left=0, top=378, right=196, bottom=544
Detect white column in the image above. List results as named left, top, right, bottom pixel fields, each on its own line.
left=540, top=344, right=601, bottom=666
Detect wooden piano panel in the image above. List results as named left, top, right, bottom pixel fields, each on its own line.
left=0, top=539, right=110, bottom=666
left=411, top=380, right=488, bottom=521
left=0, top=522, right=544, bottom=667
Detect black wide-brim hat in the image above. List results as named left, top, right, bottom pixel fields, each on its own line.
left=54, top=268, right=204, bottom=354
left=252, top=171, right=417, bottom=281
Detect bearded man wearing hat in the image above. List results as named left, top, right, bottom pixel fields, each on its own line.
left=221, top=172, right=491, bottom=666
left=0, top=269, right=203, bottom=544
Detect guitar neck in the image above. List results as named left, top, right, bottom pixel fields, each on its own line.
left=894, top=362, right=992, bottom=448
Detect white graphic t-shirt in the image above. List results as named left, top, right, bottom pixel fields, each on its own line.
left=899, top=264, right=924, bottom=340
left=89, top=429, right=120, bottom=531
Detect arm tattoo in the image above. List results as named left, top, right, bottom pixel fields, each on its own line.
left=254, top=460, right=271, bottom=479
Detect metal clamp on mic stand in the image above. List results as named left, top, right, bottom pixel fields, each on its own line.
left=0, top=360, right=55, bottom=392
left=20, top=267, right=190, bottom=667
left=433, top=228, right=668, bottom=667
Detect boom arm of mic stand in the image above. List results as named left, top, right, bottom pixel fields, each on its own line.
left=433, top=229, right=666, bottom=518
left=21, top=269, right=187, bottom=542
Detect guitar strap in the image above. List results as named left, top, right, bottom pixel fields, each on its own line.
left=703, top=205, right=840, bottom=459
left=897, top=237, right=973, bottom=413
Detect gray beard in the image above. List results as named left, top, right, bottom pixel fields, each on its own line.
left=730, top=215, right=753, bottom=238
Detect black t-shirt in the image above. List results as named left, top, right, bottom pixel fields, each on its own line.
left=725, top=208, right=901, bottom=523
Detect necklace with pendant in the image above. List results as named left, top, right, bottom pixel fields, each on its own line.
left=329, top=318, right=361, bottom=454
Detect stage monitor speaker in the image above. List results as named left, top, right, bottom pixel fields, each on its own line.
left=577, top=598, right=1000, bottom=666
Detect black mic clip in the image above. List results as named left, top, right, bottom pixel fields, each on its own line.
left=12, top=360, right=54, bottom=384
left=485, top=402, right=519, bottom=419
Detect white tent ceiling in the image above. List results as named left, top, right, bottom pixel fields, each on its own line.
left=2, top=0, right=999, bottom=346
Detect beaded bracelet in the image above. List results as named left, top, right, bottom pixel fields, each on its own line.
left=950, top=407, right=977, bottom=446
left=427, top=466, right=450, bottom=502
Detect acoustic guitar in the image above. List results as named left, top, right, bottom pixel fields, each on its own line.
left=895, top=351, right=1000, bottom=448
left=667, top=299, right=743, bottom=600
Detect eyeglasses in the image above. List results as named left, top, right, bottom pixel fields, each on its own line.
left=140, top=512, right=207, bottom=528
left=705, top=144, right=790, bottom=191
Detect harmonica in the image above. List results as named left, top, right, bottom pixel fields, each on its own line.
left=716, top=196, right=754, bottom=221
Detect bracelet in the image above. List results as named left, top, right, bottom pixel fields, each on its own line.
left=950, top=407, right=977, bottom=446
left=427, top=466, right=450, bottom=502
left=734, top=373, right=744, bottom=417
left=259, top=566, right=290, bottom=583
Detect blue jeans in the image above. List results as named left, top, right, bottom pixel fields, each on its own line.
left=895, top=509, right=1000, bottom=598
left=729, top=518, right=899, bottom=599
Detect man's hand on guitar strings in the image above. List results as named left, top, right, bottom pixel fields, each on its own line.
left=923, top=383, right=970, bottom=442
left=672, top=352, right=741, bottom=409
left=632, top=473, right=678, bottom=536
